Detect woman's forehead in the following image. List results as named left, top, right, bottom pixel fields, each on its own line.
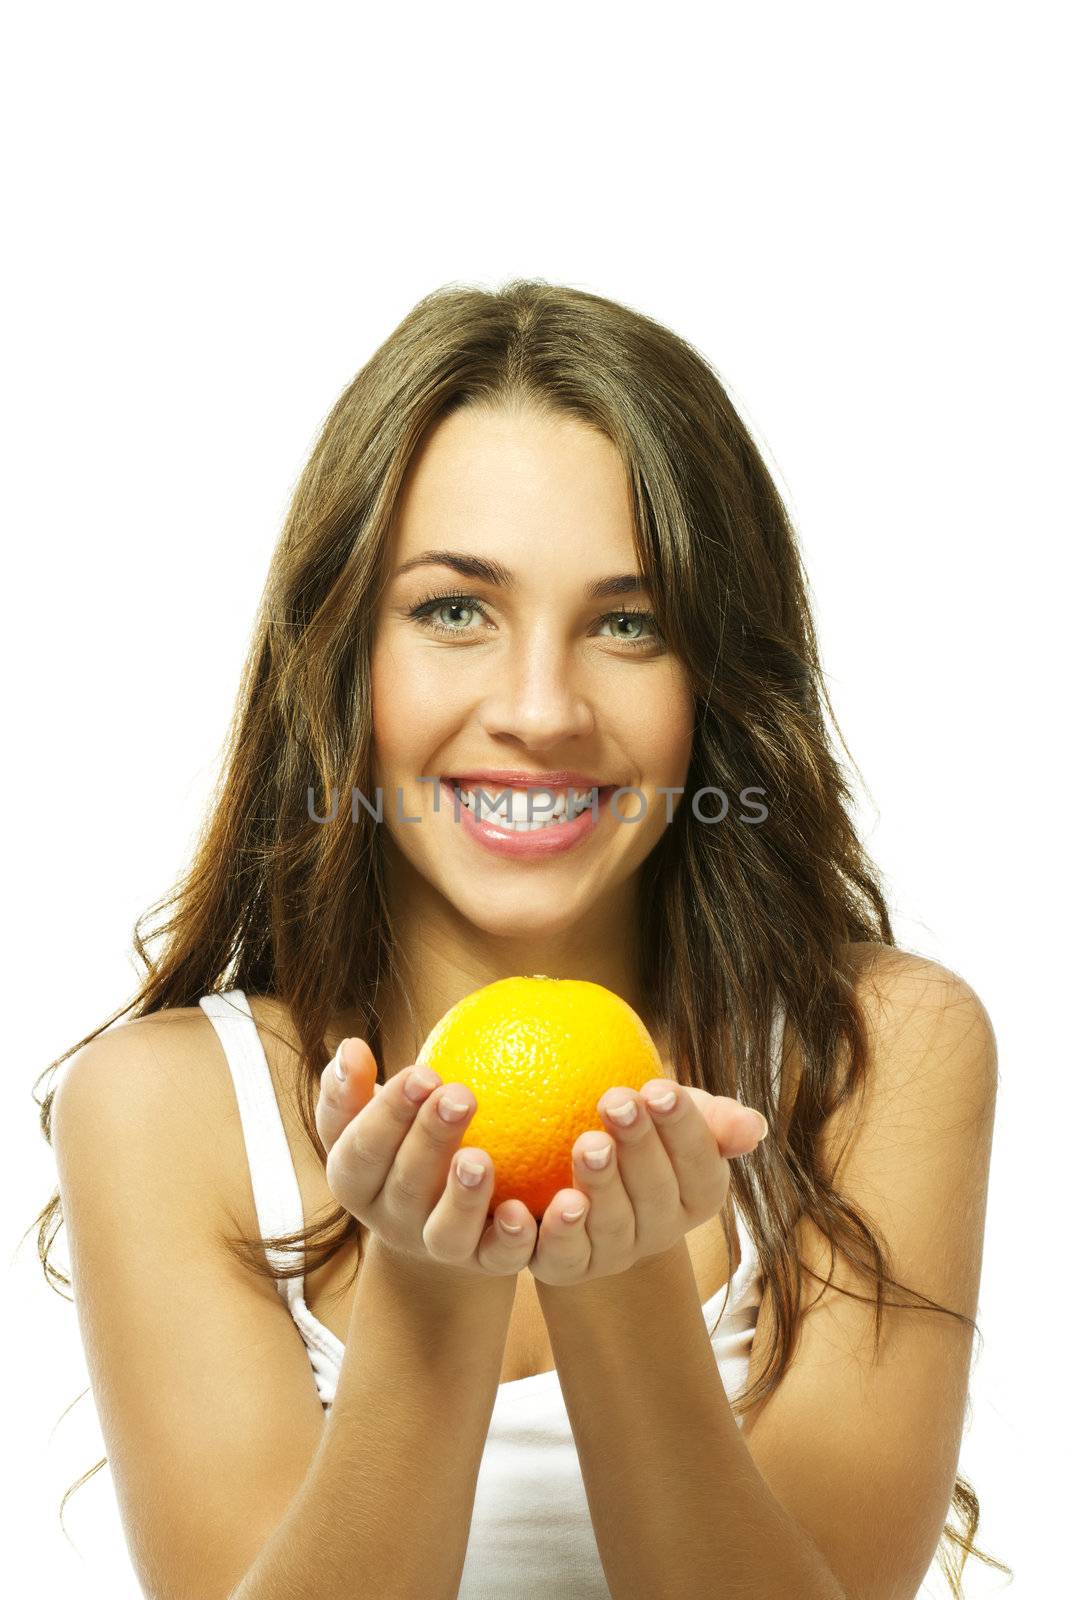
left=387, top=407, right=636, bottom=570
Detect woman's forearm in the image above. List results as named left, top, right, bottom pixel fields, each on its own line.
left=230, top=1237, right=515, bottom=1600
left=536, top=1239, right=847, bottom=1600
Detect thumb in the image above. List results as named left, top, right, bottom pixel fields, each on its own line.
left=684, top=1086, right=769, bottom=1158
left=315, top=1037, right=378, bottom=1155
left=714, top=1095, right=769, bottom=1158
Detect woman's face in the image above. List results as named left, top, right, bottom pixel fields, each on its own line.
left=370, top=405, right=694, bottom=942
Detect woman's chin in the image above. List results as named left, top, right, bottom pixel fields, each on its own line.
left=447, top=895, right=595, bottom=946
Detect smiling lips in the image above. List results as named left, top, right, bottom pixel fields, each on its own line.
left=439, top=776, right=622, bottom=859
left=444, top=768, right=612, bottom=791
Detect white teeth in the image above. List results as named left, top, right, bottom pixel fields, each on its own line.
left=454, top=784, right=596, bottom=829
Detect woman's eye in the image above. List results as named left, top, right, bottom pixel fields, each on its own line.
left=404, top=592, right=662, bottom=652
left=439, top=602, right=476, bottom=629
left=600, top=610, right=661, bottom=649
left=406, top=592, right=489, bottom=635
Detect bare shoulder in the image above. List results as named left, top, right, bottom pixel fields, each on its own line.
left=802, top=942, right=1000, bottom=1188
left=842, top=940, right=998, bottom=1084
left=740, top=978, right=999, bottom=1598
left=50, top=1003, right=329, bottom=1598
left=52, top=1003, right=260, bottom=1242
left=844, top=936, right=990, bottom=999
left=776, top=942, right=998, bottom=1131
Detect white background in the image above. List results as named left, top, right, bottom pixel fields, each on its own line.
left=3, top=3, right=1060, bottom=1594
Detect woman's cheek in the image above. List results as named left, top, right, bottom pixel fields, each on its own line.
left=371, top=633, right=459, bottom=772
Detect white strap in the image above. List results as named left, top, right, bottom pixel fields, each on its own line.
left=198, top=989, right=306, bottom=1304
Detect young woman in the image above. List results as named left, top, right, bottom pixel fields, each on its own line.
left=35, top=281, right=1008, bottom=1600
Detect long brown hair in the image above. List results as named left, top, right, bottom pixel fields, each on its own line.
left=29, top=279, right=1009, bottom=1594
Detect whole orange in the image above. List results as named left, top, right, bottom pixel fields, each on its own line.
left=415, top=974, right=665, bottom=1220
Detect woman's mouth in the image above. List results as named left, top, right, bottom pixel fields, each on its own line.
left=439, top=779, right=620, bottom=859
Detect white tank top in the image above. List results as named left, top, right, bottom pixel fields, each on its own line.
left=199, top=986, right=784, bottom=1598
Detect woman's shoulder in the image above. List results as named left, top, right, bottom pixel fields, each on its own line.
left=59, top=1000, right=251, bottom=1081
left=841, top=940, right=993, bottom=1026
left=775, top=942, right=994, bottom=1124
left=54, top=1002, right=236, bottom=1099
left=52, top=1003, right=268, bottom=1239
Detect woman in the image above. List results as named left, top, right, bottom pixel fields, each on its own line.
left=34, top=280, right=1008, bottom=1599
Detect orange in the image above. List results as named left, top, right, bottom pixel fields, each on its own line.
left=415, top=974, right=665, bottom=1220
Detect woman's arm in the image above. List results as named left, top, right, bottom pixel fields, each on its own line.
left=536, top=957, right=997, bottom=1600
left=232, top=1235, right=515, bottom=1600
left=537, top=1239, right=847, bottom=1600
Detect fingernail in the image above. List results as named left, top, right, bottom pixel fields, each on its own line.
left=456, top=1158, right=486, bottom=1187
left=561, top=1203, right=588, bottom=1224
left=605, top=1098, right=638, bottom=1126
left=332, top=1043, right=348, bottom=1085
left=497, top=1216, right=526, bottom=1235
left=404, top=1066, right=440, bottom=1103
left=745, top=1108, right=769, bottom=1140
left=583, top=1143, right=613, bottom=1170
left=438, top=1093, right=473, bottom=1122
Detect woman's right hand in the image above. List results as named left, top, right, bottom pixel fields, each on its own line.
left=315, top=1037, right=537, bottom=1281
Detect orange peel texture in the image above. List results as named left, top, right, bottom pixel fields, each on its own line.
left=415, top=974, right=665, bottom=1221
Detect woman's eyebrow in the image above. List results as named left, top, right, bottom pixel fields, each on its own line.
left=392, top=549, right=648, bottom=600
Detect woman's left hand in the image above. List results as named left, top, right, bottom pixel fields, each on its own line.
left=526, top=1080, right=769, bottom=1286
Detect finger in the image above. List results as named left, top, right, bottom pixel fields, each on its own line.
left=316, top=1038, right=377, bottom=1155
left=531, top=1183, right=594, bottom=1281
left=534, top=1122, right=637, bottom=1276
left=383, top=1077, right=479, bottom=1231
left=423, top=1151, right=536, bottom=1275
left=421, top=1146, right=495, bottom=1265
left=325, top=1061, right=442, bottom=1209
left=637, top=1080, right=730, bottom=1215
left=596, top=1087, right=682, bottom=1240
left=683, top=1085, right=770, bottom=1157
left=484, top=1196, right=539, bottom=1267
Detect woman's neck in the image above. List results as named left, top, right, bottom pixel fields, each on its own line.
left=372, top=893, right=651, bottom=1078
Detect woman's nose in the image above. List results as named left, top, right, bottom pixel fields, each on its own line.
left=476, top=636, right=595, bottom=748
